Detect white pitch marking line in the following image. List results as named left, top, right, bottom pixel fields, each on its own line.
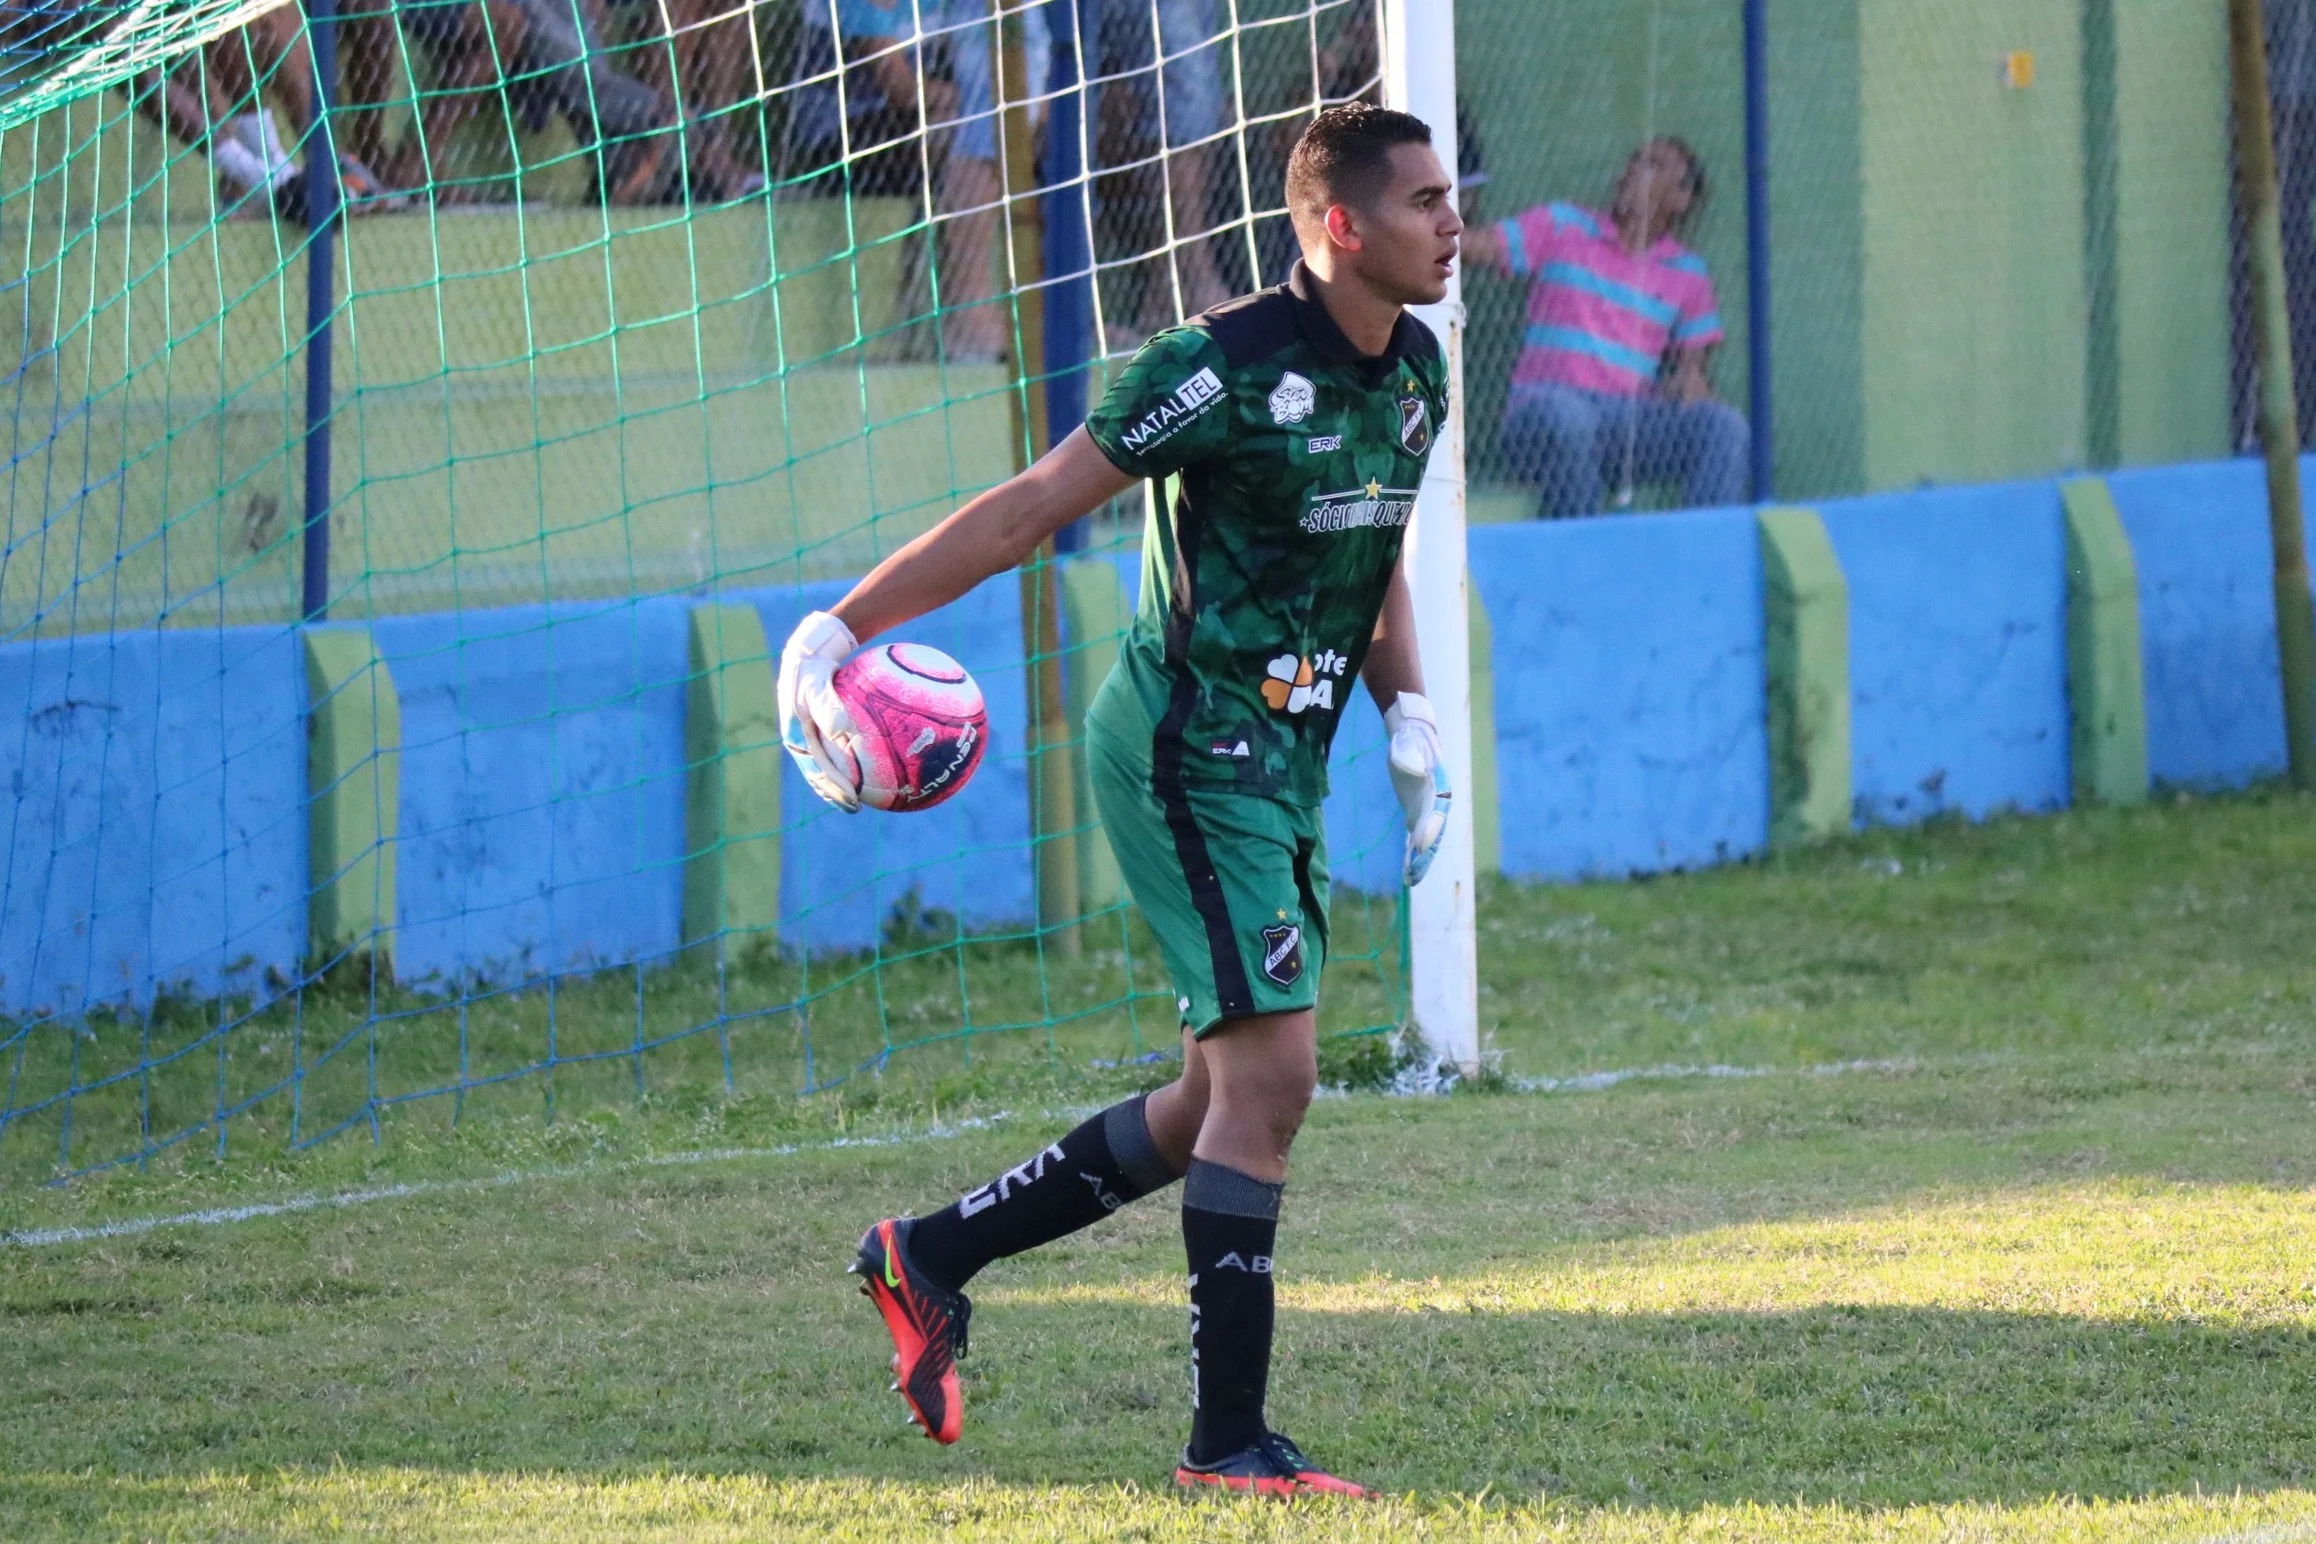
left=2, top=1056, right=1928, bottom=1250
left=2, top=1112, right=1026, bottom=1250
left=1512, top=1056, right=1919, bottom=1094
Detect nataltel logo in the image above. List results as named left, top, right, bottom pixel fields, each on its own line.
left=1118, top=367, right=1225, bottom=453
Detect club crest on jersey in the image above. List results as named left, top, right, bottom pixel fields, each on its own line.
left=1258, top=923, right=1303, bottom=987
left=1397, top=393, right=1432, bottom=455
left=1268, top=370, right=1315, bottom=425
left=1260, top=649, right=1347, bottom=713
left=1119, top=367, right=1225, bottom=453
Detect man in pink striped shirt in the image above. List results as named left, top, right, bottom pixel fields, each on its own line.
left=1463, top=137, right=1749, bottom=517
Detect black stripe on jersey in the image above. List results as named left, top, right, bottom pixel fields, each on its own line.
left=1159, top=477, right=1194, bottom=667
left=1148, top=485, right=1254, bottom=1019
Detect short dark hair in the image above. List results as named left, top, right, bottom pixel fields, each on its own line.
left=1286, top=103, right=1434, bottom=231
left=1656, top=135, right=1706, bottom=210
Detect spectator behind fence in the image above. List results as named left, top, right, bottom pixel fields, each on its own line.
left=785, top=0, right=1033, bottom=359
left=130, top=9, right=396, bottom=221
left=1462, top=136, right=1746, bottom=518
left=1092, top=0, right=1232, bottom=335
left=345, top=0, right=675, bottom=204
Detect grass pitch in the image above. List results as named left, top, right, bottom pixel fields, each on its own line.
left=6, top=792, right=2316, bottom=1540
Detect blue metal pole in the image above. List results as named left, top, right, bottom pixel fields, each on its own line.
left=1041, top=0, right=1097, bottom=552
left=302, top=0, right=342, bottom=621
left=1742, top=0, right=1773, bottom=503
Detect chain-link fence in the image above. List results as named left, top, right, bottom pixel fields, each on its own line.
left=1454, top=0, right=2235, bottom=525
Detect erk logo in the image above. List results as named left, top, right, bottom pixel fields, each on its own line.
left=958, top=1141, right=1064, bottom=1217
left=1260, top=649, right=1348, bottom=713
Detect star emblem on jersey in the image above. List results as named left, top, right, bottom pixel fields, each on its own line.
left=1260, top=649, right=1348, bottom=713
left=1397, top=393, right=1432, bottom=455
left=1268, top=371, right=1315, bottom=425
left=1258, top=923, right=1303, bottom=987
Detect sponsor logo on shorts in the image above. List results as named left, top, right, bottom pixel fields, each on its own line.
left=1208, top=739, right=1251, bottom=758
left=1261, top=649, right=1348, bottom=713
left=1259, top=922, right=1303, bottom=987
left=1301, top=479, right=1418, bottom=535
left=1268, top=370, right=1315, bottom=425
left=1118, top=367, right=1225, bottom=453
left=1305, top=433, right=1343, bottom=453
left=1398, top=392, right=1433, bottom=455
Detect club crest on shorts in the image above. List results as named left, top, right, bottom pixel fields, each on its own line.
left=1397, top=393, right=1432, bottom=456
left=1259, top=922, right=1303, bottom=987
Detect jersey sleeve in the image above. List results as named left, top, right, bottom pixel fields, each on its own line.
left=1083, top=327, right=1235, bottom=480
left=1669, top=254, right=1725, bottom=350
left=1491, top=205, right=1559, bottom=280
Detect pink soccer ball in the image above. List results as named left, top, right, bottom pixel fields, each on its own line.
left=829, top=642, right=989, bottom=813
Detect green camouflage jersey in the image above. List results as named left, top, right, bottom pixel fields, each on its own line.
left=1083, top=262, right=1451, bottom=806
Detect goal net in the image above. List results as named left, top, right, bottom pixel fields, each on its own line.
left=0, top=0, right=1426, bottom=1180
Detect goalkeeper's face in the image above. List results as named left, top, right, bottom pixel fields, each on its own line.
left=1333, top=143, right=1463, bottom=308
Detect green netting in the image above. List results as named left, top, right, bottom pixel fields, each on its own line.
left=1454, top=0, right=2232, bottom=521
left=0, top=0, right=1411, bottom=1182
left=0, top=0, right=295, bottom=131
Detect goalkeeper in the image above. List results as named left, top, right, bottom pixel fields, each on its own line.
left=779, top=102, right=1459, bottom=1499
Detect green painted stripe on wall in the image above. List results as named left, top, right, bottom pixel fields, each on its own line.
left=684, top=605, right=784, bottom=954
left=303, top=629, right=400, bottom=966
left=1758, top=506, right=1852, bottom=845
left=2059, top=478, right=2149, bottom=806
left=1469, top=583, right=1501, bottom=878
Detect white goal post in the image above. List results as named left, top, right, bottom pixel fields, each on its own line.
left=1381, top=0, right=1481, bottom=1073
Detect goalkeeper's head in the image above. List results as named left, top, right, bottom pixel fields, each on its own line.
left=1287, top=103, right=1462, bottom=308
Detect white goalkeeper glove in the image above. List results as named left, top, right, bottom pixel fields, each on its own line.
left=1384, top=691, right=1452, bottom=887
left=777, top=609, right=863, bottom=813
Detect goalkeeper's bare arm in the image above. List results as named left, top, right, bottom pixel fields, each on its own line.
left=827, top=430, right=1134, bottom=648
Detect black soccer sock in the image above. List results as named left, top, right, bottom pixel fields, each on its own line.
left=903, top=1093, right=1182, bottom=1293
left=1182, top=1158, right=1284, bottom=1464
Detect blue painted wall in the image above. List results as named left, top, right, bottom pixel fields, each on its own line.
left=0, top=626, right=305, bottom=1016
left=741, top=577, right=1037, bottom=952
left=2106, top=458, right=2288, bottom=789
left=10, top=453, right=2316, bottom=1018
left=1818, top=480, right=2071, bottom=825
left=1472, top=509, right=1771, bottom=880
left=375, top=598, right=694, bottom=988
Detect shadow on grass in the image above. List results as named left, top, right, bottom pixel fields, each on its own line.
left=10, top=1296, right=2312, bottom=1511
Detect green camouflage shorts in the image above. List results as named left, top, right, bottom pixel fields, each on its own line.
left=1086, top=719, right=1329, bottom=1037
